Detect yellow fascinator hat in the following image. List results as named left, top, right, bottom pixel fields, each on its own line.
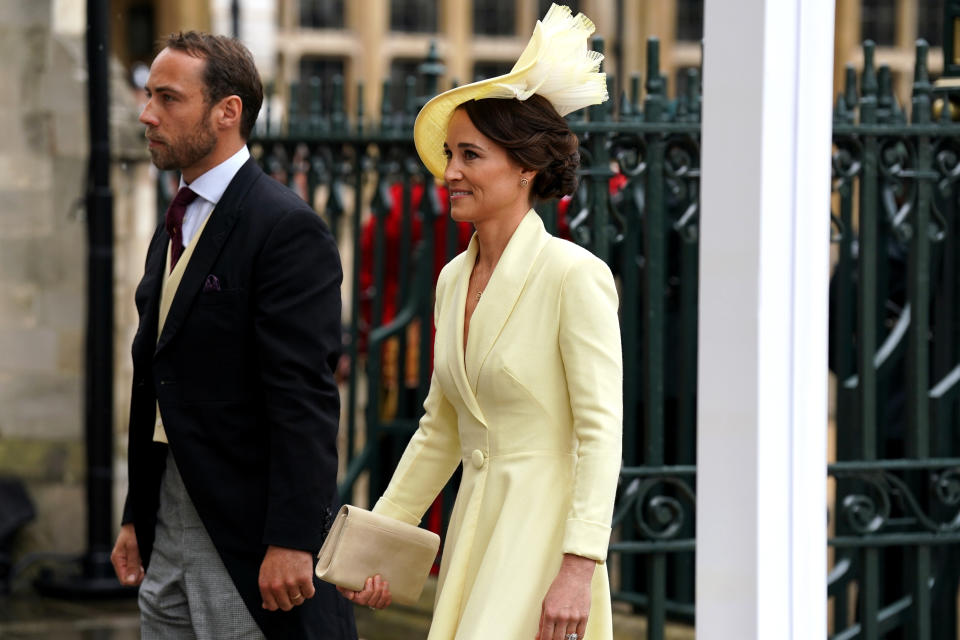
left=413, top=3, right=608, bottom=180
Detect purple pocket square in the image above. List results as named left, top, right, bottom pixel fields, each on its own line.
left=203, top=274, right=221, bottom=292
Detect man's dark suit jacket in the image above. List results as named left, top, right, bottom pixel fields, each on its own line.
left=122, top=158, right=356, bottom=638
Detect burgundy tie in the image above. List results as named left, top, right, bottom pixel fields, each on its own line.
left=164, top=187, right=198, bottom=272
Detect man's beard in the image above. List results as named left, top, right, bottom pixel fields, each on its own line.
left=148, top=115, right=218, bottom=172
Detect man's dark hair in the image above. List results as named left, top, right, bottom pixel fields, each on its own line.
left=164, top=32, right=263, bottom=139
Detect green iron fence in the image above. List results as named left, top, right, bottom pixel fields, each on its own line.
left=214, top=32, right=960, bottom=640
left=828, top=39, right=960, bottom=640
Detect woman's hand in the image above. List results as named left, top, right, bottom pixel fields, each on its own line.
left=336, top=575, right=393, bottom=609
left=537, top=554, right=596, bottom=640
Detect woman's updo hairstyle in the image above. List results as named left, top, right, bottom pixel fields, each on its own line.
left=458, top=94, right=580, bottom=201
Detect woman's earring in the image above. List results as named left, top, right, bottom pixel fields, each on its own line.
left=520, top=177, right=529, bottom=187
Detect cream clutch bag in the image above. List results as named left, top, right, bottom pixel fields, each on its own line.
left=315, top=505, right=440, bottom=605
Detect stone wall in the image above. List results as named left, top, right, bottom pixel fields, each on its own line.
left=0, top=0, right=154, bottom=563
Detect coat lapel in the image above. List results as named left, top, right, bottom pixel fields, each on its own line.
left=132, top=227, right=169, bottom=362
left=444, top=238, right=487, bottom=426
left=155, top=158, right=262, bottom=355
left=464, top=209, right=550, bottom=391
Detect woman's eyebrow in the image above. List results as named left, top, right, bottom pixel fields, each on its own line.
left=443, top=141, right=485, bottom=151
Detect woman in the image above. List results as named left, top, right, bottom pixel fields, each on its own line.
left=340, top=6, right=622, bottom=640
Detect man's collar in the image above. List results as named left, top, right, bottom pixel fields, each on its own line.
left=180, top=145, right=250, bottom=205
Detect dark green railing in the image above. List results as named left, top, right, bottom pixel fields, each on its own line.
left=828, top=39, right=960, bottom=640
left=236, top=32, right=960, bottom=640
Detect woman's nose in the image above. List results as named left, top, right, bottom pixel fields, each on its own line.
left=443, top=159, right=461, bottom=182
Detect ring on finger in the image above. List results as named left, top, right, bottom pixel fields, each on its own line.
left=565, top=634, right=580, bottom=640
left=291, top=593, right=304, bottom=602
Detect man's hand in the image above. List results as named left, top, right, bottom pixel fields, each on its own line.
left=110, top=523, right=145, bottom=586
left=258, top=545, right=316, bottom=611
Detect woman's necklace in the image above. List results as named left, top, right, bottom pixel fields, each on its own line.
left=472, top=254, right=488, bottom=302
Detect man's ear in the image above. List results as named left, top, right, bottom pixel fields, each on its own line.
left=215, top=95, right=243, bottom=132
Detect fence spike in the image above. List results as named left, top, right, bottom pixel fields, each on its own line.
left=939, top=93, right=954, bottom=122
left=620, top=88, right=633, bottom=119
left=862, top=40, right=878, bottom=99
left=592, top=34, right=605, bottom=58
left=646, top=37, right=662, bottom=93
left=630, top=73, right=641, bottom=118
left=419, top=40, right=445, bottom=101
left=913, top=38, right=931, bottom=88
left=677, top=83, right=689, bottom=119
left=686, top=68, right=701, bottom=121
left=645, top=37, right=665, bottom=122
left=877, top=65, right=893, bottom=123
left=833, top=92, right=847, bottom=124
left=844, top=64, right=857, bottom=121
left=912, top=39, right=932, bottom=124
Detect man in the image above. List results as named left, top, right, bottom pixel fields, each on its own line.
left=109, top=32, right=356, bottom=639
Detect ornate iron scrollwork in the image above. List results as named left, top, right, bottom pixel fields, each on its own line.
left=934, top=468, right=960, bottom=507
left=840, top=473, right=892, bottom=534
left=634, top=477, right=696, bottom=541
left=833, top=465, right=960, bottom=537
left=877, top=136, right=916, bottom=242
left=614, top=470, right=696, bottom=547
left=664, top=134, right=700, bottom=244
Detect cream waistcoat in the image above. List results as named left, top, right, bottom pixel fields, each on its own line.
left=153, top=213, right=214, bottom=443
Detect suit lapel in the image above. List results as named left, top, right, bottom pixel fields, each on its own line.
left=444, top=238, right=487, bottom=425
left=464, top=209, right=550, bottom=391
left=132, top=226, right=169, bottom=362
left=155, top=158, right=262, bottom=355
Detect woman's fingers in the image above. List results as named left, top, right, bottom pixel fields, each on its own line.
left=366, top=575, right=393, bottom=609
left=339, top=575, right=392, bottom=609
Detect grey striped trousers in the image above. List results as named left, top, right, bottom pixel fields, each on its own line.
left=138, top=451, right=265, bottom=639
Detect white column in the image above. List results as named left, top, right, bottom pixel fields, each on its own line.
left=696, top=1, right=834, bottom=639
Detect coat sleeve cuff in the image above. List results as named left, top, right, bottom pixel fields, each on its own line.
left=263, top=511, right=330, bottom=552
left=371, top=496, right=421, bottom=526
left=562, top=518, right=612, bottom=563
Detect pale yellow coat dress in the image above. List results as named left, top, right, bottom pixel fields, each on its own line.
left=373, top=209, right=623, bottom=639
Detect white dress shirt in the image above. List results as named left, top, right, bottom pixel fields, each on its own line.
left=178, top=145, right=250, bottom=247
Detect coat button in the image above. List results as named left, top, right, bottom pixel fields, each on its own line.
left=471, top=449, right=485, bottom=469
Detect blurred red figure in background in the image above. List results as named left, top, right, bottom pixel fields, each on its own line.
left=358, top=182, right=472, bottom=349
left=555, top=171, right=628, bottom=238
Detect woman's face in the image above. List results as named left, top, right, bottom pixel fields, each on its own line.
left=443, top=108, right=530, bottom=224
